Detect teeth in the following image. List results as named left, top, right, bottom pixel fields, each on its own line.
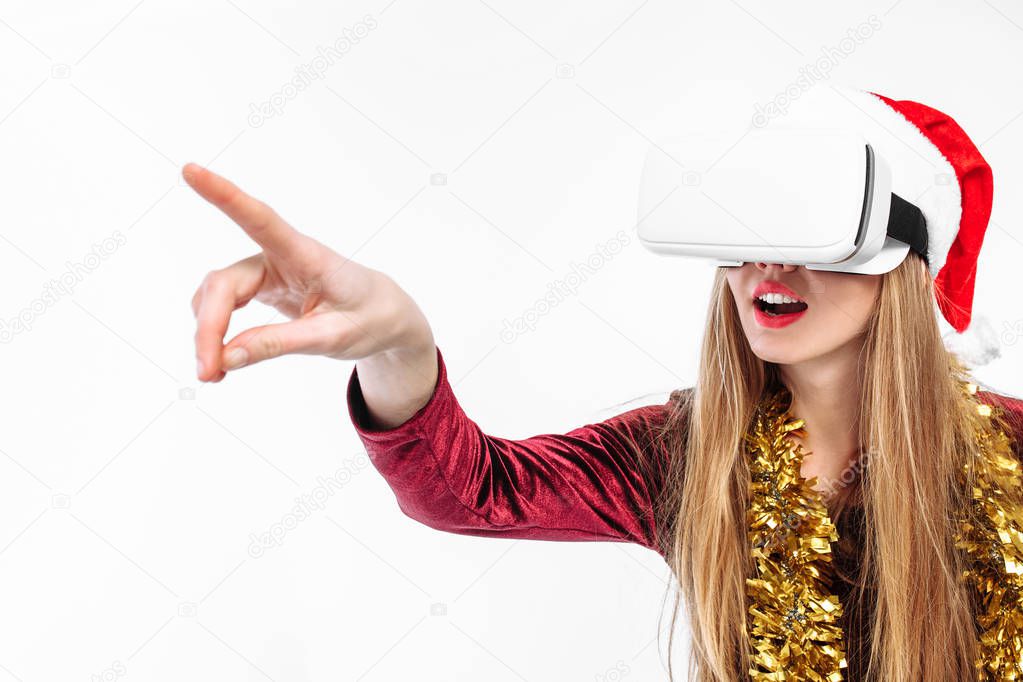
left=756, top=293, right=801, bottom=304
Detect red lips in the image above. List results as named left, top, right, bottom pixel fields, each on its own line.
left=751, top=280, right=808, bottom=329
left=752, top=280, right=805, bottom=301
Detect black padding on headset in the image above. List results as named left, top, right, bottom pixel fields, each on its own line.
left=888, top=193, right=929, bottom=266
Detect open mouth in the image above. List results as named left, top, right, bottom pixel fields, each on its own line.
left=753, top=295, right=809, bottom=317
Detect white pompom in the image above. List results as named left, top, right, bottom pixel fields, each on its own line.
left=940, top=313, right=1002, bottom=368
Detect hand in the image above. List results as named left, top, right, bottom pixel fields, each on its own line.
left=184, top=163, right=434, bottom=383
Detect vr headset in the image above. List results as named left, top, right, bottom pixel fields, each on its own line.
left=636, top=128, right=929, bottom=275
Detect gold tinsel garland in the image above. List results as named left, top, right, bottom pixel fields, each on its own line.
left=745, top=386, right=848, bottom=681
left=743, top=380, right=1023, bottom=681
left=954, top=381, right=1023, bottom=680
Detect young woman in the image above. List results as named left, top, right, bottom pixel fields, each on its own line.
left=185, top=93, right=1023, bottom=682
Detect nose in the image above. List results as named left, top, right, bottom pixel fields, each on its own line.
left=754, top=261, right=798, bottom=273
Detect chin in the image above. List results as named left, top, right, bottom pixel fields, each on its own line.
left=745, top=333, right=816, bottom=365
left=750, top=347, right=808, bottom=365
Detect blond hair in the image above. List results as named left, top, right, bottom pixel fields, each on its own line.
left=644, top=252, right=1013, bottom=680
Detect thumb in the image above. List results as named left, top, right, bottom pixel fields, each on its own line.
left=221, top=315, right=347, bottom=370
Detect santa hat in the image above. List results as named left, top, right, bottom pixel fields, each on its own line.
left=776, top=84, right=998, bottom=366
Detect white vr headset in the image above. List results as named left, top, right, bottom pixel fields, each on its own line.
left=636, top=129, right=929, bottom=275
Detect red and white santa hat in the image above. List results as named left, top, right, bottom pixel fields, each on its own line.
left=777, top=84, right=998, bottom=366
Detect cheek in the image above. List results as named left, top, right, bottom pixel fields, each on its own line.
left=848, top=278, right=881, bottom=317
left=813, top=279, right=879, bottom=334
left=724, top=272, right=744, bottom=306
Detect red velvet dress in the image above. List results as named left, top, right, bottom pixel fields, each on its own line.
left=345, top=345, right=1023, bottom=679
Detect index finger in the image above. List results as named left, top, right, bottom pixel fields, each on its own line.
left=182, top=163, right=305, bottom=260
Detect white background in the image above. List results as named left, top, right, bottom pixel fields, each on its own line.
left=1, top=1, right=1022, bottom=680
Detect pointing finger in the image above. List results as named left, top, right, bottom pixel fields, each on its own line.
left=182, top=163, right=315, bottom=264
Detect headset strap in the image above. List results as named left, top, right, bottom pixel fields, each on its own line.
left=888, top=193, right=929, bottom=266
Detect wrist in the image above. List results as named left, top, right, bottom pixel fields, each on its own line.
left=356, top=340, right=439, bottom=431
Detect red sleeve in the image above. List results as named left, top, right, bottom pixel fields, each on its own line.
left=345, top=346, right=673, bottom=555
left=979, top=389, right=1023, bottom=459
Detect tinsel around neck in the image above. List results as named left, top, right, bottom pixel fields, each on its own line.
left=745, top=385, right=848, bottom=680
left=741, top=380, right=1023, bottom=680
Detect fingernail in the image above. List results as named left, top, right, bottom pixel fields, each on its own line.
left=224, top=347, right=248, bottom=370
left=197, top=358, right=205, bottom=379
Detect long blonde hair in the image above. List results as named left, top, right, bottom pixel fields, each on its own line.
left=646, top=252, right=1013, bottom=680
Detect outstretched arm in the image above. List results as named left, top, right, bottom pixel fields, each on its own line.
left=347, top=345, right=673, bottom=555
left=181, top=163, right=675, bottom=556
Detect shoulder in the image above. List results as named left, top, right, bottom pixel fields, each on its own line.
left=974, top=387, right=1023, bottom=419
left=574, top=389, right=694, bottom=476
left=593, top=387, right=694, bottom=443
left=593, top=389, right=693, bottom=556
left=974, top=386, right=1023, bottom=453
left=588, top=388, right=695, bottom=502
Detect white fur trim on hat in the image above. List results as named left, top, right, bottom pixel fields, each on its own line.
left=768, top=84, right=962, bottom=279
left=936, top=307, right=1002, bottom=367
